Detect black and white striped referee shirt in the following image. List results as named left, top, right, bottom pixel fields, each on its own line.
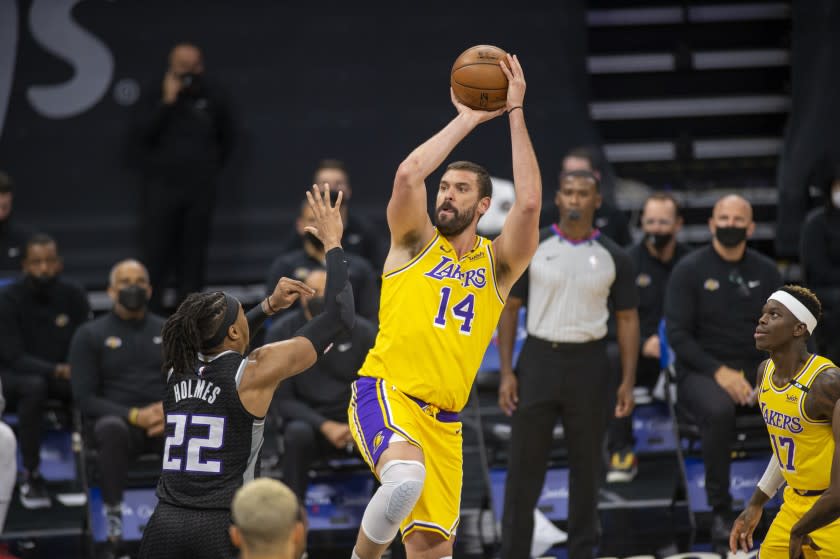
left=510, top=225, right=638, bottom=343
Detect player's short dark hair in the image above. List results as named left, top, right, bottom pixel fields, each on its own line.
left=24, top=233, right=57, bottom=260
left=563, top=146, right=598, bottom=170
left=779, top=284, right=823, bottom=324
left=0, top=171, right=13, bottom=194
left=313, top=159, right=348, bottom=183
left=643, top=192, right=682, bottom=218
left=162, top=292, right=229, bottom=375
left=445, top=161, right=492, bottom=199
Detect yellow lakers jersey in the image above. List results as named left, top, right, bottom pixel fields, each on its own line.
left=757, top=354, right=836, bottom=490
left=358, top=230, right=505, bottom=412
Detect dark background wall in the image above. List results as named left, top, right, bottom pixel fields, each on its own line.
left=0, top=0, right=604, bottom=287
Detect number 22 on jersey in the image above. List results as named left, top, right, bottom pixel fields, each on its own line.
left=162, top=413, right=226, bottom=474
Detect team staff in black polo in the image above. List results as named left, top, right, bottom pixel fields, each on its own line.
left=665, top=194, right=781, bottom=542
left=606, top=192, right=692, bottom=482
left=69, top=259, right=167, bottom=552
left=497, top=169, right=639, bottom=559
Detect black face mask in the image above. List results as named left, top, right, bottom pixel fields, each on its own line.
left=305, top=296, right=325, bottom=318
left=715, top=226, right=747, bottom=248
left=647, top=232, right=673, bottom=250
left=25, top=274, right=56, bottom=293
left=302, top=232, right=324, bottom=252
left=118, top=285, right=148, bottom=312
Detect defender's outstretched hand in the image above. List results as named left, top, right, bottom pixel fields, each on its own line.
left=304, top=183, right=344, bottom=251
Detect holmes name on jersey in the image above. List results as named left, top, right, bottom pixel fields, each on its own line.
left=174, top=378, right=222, bottom=404
left=424, top=256, right=487, bottom=288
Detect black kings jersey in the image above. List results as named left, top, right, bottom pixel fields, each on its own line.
left=156, top=351, right=264, bottom=510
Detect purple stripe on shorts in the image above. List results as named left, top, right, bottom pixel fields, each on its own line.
left=352, top=377, right=395, bottom=466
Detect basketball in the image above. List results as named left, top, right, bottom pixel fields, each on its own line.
left=450, top=45, right=509, bottom=111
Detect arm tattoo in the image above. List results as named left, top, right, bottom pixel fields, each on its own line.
left=806, top=368, right=840, bottom=421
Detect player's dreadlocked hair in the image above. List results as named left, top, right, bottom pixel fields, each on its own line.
left=779, top=284, right=823, bottom=324
left=162, top=292, right=228, bottom=375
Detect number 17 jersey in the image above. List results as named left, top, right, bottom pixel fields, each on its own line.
left=156, top=351, right=264, bottom=510
left=358, top=231, right=505, bottom=412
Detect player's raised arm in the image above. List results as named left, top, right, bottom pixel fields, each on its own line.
left=238, top=185, right=355, bottom=417
left=387, top=90, right=504, bottom=254
left=491, top=54, right=542, bottom=297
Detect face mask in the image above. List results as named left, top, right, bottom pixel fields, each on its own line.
left=305, top=296, right=325, bottom=318
left=302, top=232, right=324, bottom=252
left=647, top=232, right=673, bottom=250
left=566, top=209, right=582, bottom=221
left=832, top=191, right=840, bottom=209
left=25, top=274, right=56, bottom=293
left=715, top=226, right=747, bottom=248
left=118, top=285, right=148, bottom=311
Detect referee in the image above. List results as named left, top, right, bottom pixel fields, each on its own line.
left=497, top=169, right=639, bottom=559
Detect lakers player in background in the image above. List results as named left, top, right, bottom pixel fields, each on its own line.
left=348, top=53, right=540, bottom=559
left=729, top=285, right=840, bottom=558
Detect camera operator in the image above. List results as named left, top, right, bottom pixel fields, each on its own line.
left=131, top=42, right=234, bottom=312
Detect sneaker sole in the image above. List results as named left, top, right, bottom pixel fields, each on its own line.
left=20, top=496, right=51, bottom=509
left=606, top=470, right=638, bottom=483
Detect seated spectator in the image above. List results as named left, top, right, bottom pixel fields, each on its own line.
left=0, top=171, right=33, bottom=280
left=69, top=259, right=166, bottom=551
left=607, top=192, right=691, bottom=482
left=665, top=194, right=781, bottom=543
left=0, top=378, right=17, bottom=532
left=278, top=159, right=387, bottom=270
left=0, top=233, right=91, bottom=509
left=801, top=167, right=840, bottom=363
left=266, top=196, right=379, bottom=321
left=265, top=269, right=376, bottom=500
left=229, top=478, right=307, bottom=559
left=560, top=147, right=632, bottom=246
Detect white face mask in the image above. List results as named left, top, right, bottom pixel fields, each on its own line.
left=833, top=190, right=840, bottom=209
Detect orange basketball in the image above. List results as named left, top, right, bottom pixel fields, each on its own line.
left=450, top=45, right=509, bottom=111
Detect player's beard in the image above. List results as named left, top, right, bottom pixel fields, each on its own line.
left=434, top=201, right=477, bottom=237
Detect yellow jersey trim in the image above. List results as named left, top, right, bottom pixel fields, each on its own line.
left=768, top=354, right=816, bottom=393
left=383, top=232, right=440, bottom=279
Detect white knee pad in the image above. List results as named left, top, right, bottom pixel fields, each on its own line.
left=360, top=460, right=425, bottom=545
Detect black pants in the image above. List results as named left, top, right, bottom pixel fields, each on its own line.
left=138, top=501, right=235, bottom=559
left=141, top=180, right=216, bottom=312
left=281, top=419, right=348, bottom=501
left=91, top=416, right=163, bottom=506
left=501, top=337, right=610, bottom=559
left=678, top=373, right=754, bottom=511
left=0, top=371, right=47, bottom=472
left=607, top=355, right=660, bottom=453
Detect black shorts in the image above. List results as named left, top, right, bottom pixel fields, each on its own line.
left=138, top=501, right=236, bottom=559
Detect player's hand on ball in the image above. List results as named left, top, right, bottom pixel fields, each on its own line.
left=268, top=277, right=315, bottom=311
left=304, top=183, right=344, bottom=251
left=499, top=53, right=526, bottom=113
left=450, top=88, right=505, bottom=125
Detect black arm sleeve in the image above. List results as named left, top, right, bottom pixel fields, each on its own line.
left=296, top=248, right=355, bottom=354
left=69, top=326, right=131, bottom=419
left=245, top=302, right=270, bottom=344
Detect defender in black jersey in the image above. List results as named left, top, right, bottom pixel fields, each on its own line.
left=139, top=185, right=354, bottom=559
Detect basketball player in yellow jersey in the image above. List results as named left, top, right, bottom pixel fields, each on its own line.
left=729, top=285, right=840, bottom=558
left=348, top=54, right=541, bottom=559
